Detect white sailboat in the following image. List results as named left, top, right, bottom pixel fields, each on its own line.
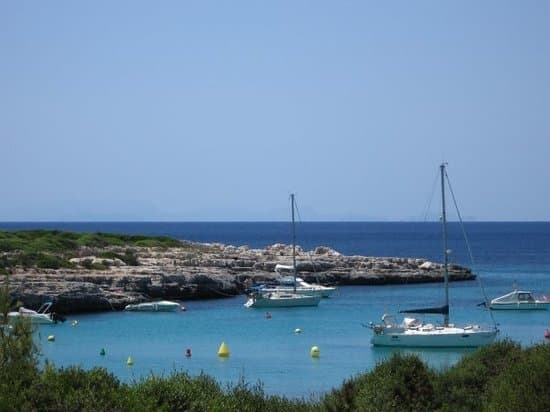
left=244, top=194, right=321, bottom=308
left=369, top=163, right=498, bottom=347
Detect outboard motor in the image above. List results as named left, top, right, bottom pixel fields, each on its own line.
left=51, top=312, right=66, bottom=323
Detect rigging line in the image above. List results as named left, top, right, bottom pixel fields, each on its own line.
left=292, top=195, right=320, bottom=276
left=293, top=194, right=303, bottom=224
left=423, top=169, right=440, bottom=222
left=444, top=170, right=498, bottom=328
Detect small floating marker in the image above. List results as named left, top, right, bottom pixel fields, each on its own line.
left=310, top=346, right=320, bottom=358
left=265, top=312, right=271, bottom=319
left=217, top=342, right=230, bottom=357
left=127, top=356, right=134, bottom=366
left=47, top=335, right=55, bottom=342
left=185, top=348, right=192, bottom=358
left=294, top=328, right=302, bottom=334
left=100, top=348, right=106, bottom=356
left=545, top=329, right=550, bottom=339
left=180, top=305, right=187, bottom=312
left=71, top=320, right=79, bottom=327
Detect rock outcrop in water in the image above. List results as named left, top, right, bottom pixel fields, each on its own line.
left=3, top=241, right=475, bottom=313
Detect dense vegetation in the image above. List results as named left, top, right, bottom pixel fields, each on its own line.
left=1, top=278, right=549, bottom=412
left=0, top=230, right=183, bottom=273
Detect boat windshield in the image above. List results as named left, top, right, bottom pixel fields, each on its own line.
left=37, top=302, right=53, bottom=313
left=518, top=293, right=534, bottom=302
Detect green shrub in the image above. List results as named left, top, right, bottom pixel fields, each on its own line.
left=122, top=250, right=139, bottom=266
left=0, top=275, right=40, bottom=412
left=321, top=354, right=436, bottom=412
left=356, top=353, right=436, bottom=412
left=433, top=340, right=522, bottom=411
left=35, top=253, right=66, bottom=269
left=24, top=364, right=155, bottom=412
left=484, top=343, right=550, bottom=412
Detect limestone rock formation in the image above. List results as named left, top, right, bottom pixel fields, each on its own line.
left=2, top=241, right=475, bottom=313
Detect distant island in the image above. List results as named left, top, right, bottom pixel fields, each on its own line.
left=0, top=230, right=475, bottom=313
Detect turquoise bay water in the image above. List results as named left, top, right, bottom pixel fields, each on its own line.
left=2, top=222, right=547, bottom=398
left=37, top=274, right=549, bottom=398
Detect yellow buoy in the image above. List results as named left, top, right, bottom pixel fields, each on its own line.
left=217, top=342, right=230, bottom=357
left=310, top=346, right=320, bottom=358
left=126, top=356, right=134, bottom=366
left=47, top=335, right=55, bottom=342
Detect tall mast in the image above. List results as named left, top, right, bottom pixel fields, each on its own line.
left=291, top=193, right=297, bottom=293
left=440, top=163, right=450, bottom=326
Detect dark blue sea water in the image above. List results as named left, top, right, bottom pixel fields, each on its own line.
left=2, top=222, right=549, bottom=398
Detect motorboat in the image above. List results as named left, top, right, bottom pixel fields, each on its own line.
left=489, top=290, right=550, bottom=310
left=248, top=265, right=336, bottom=298
left=369, top=164, right=498, bottom=347
left=244, top=291, right=321, bottom=308
left=124, top=300, right=181, bottom=312
left=7, top=302, right=64, bottom=325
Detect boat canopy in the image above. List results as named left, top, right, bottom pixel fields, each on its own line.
left=492, top=290, right=535, bottom=303
left=400, top=304, right=449, bottom=315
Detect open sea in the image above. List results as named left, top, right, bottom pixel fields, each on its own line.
left=1, top=221, right=549, bottom=399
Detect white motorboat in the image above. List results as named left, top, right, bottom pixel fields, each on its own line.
left=244, top=194, right=321, bottom=309
left=252, top=265, right=336, bottom=298
left=369, top=163, right=498, bottom=347
left=7, top=302, right=64, bottom=325
left=489, top=290, right=550, bottom=310
left=124, top=300, right=181, bottom=312
left=244, top=291, right=321, bottom=308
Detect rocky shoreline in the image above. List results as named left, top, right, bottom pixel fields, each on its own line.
left=4, top=241, right=475, bottom=314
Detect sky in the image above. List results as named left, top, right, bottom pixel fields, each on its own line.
left=1, top=1, right=549, bottom=221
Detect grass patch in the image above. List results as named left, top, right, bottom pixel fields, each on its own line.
left=0, top=230, right=184, bottom=271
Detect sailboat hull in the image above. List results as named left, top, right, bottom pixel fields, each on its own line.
left=371, top=327, right=497, bottom=348
left=244, top=293, right=321, bottom=308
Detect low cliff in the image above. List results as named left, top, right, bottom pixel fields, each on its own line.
left=2, top=240, right=475, bottom=314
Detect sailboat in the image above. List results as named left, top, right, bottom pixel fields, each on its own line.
left=369, top=163, right=498, bottom=347
left=244, top=194, right=321, bottom=308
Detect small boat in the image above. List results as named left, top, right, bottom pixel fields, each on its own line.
left=7, top=302, right=64, bottom=325
left=248, top=265, right=336, bottom=298
left=369, top=164, right=498, bottom=347
left=489, top=290, right=550, bottom=310
left=244, top=291, right=321, bottom=308
left=124, top=300, right=181, bottom=312
left=244, top=194, right=321, bottom=309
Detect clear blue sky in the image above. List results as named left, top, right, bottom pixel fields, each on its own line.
left=1, top=1, right=549, bottom=221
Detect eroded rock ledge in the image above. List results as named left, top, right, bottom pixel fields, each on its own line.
left=4, top=242, right=475, bottom=313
